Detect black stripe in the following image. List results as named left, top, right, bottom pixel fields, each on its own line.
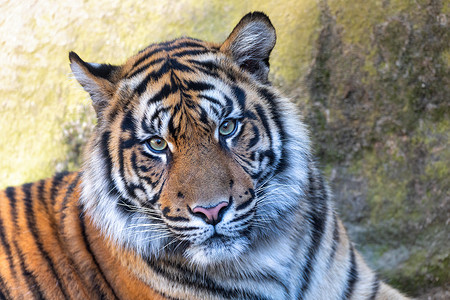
left=295, top=169, right=329, bottom=299
left=120, top=111, right=137, bottom=150
left=135, top=60, right=172, bottom=95
left=147, top=83, right=179, bottom=105
left=184, top=81, right=214, bottom=92
left=169, top=59, right=195, bottom=73
left=78, top=206, right=119, bottom=300
left=146, top=106, right=170, bottom=133
left=147, top=182, right=165, bottom=206
left=171, top=49, right=209, bottom=58
left=100, top=131, right=113, bottom=180
left=258, top=88, right=288, bottom=176
left=163, top=215, right=189, bottom=222
left=99, top=131, right=120, bottom=207
left=83, top=62, right=118, bottom=81
left=130, top=151, right=142, bottom=175
left=59, top=175, right=81, bottom=226
left=341, top=245, right=358, bottom=300
left=232, top=209, right=254, bottom=223
left=133, top=48, right=163, bottom=69
left=248, top=125, right=260, bottom=148
left=145, top=258, right=271, bottom=300
left=50, top=171, right=70, bottom=208
left=222, top=94, right=234, bottom=117
left=127, top=57, right=165, bottom=78
left=0, top=271, right=11, bottom=300
left=232, top=85, right=246, bottom=110
left=6, top=187, right=44, bottom=298
left=369, top=276, right=380, bottom=300
left=188, top=60, right=219, bottom=77
left=0, top=218, right=17, bottom=291
left=155, top=290, right=181, bottom=300
left=252, top=104, right=276, bottom=182
left=132, top=46, right=167, bottom=70
left=3, top=187, right=37, bottom=296
left=231, top=122, right=247, bottom=147
left=200, top=95, right=222, bottom=107
left=166, top=225, right=200, bottom=232
left=5, top=188, right=17, bottom=228
left=327, top=213, right=340, bottom=269
left=236, top=197, right=254, bottom=211
left=168, top=40, right=208, bottom=50
left=23, top=182, right=71, bottom=299
left=188, top=60, right=219, bottom=72
left=132, top=40, right=207, bottom=70
left=117, top=118, right=140, bottom=200
left=254, top=104, right=272, bottom=146
left=13, top=240, right=46, bottom=299
left=37, top=179, right=48, bottom=214
left=209, top=106, right=220, bottom=120
left=0, top=191, right=18, bottom=284
left=121, top=110, right=136, bottom=133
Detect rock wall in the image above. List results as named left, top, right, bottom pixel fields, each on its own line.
left=0, top=0, right=447, bottom=298
left=302, top=1, right=449, bottom=298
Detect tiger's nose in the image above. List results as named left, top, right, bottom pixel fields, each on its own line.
left=192, top=201, right=229, bottom=225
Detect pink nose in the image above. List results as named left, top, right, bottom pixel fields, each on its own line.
left=192, top=201, right=229, bottom=225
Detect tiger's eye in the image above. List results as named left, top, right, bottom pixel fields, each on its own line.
left=147, top=137, right=168, bottom=152
left=219, top=119, right=237, bottom=136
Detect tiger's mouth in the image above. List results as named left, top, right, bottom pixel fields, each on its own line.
left=203, top=232, right=232, bottom=245
left=183, top=230, right=251, bottom=265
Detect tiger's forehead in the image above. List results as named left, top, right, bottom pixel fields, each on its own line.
left=125, top=37, right=219, bottom=71
left=122, top=37, right=220, bottom=88
left=121, top=38, right=245, bottom=141
left=122, top=37, right=224, bottom=107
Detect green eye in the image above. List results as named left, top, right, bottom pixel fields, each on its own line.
left=219, top=119, right=237, bottom=136
left=146, top=136, right=168, bottom=152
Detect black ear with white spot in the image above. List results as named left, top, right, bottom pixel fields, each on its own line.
left=69, top=51, right=120, bottom=117
left=220, top=12, right=276, bottom=83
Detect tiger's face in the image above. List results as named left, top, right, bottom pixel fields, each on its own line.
left=72, top=13, right=310, bottom=266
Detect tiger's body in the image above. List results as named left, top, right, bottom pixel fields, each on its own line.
left=0, top=12, right=408, bottom=300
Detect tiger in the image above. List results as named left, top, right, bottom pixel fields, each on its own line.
left=0, top=12, right=410, bottom=300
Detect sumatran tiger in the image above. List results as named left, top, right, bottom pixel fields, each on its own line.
left=0, top=12, right=409, bottom=300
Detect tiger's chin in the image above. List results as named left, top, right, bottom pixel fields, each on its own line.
left=184, top=235, right=250, bottom=266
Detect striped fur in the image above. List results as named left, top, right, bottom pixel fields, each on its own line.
left=0, top=12, right=409, bottom=299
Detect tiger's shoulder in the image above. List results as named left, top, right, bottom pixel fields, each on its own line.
left=0, top=172, right=80, bottom=298
left=0, top=172, right=168, bottom=299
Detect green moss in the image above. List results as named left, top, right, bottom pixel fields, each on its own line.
left=386, top=239, right=450, bottom=293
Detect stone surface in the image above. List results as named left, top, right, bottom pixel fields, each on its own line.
left=0, top=0, right=448, bottom=298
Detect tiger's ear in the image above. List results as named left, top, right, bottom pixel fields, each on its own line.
left=220, top=12, right=276, bottom=83
left=69, top=51, right=120, bottom=117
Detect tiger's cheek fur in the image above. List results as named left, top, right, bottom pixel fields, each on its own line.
left=231, top=111, right=281, bottom=184
left=104, top=110, right=168, bottom=206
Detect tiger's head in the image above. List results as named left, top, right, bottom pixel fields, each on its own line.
left=72, top=12, right=310, bottom=266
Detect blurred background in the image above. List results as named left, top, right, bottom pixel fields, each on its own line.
left=0, top=0, right=448, bottom=298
